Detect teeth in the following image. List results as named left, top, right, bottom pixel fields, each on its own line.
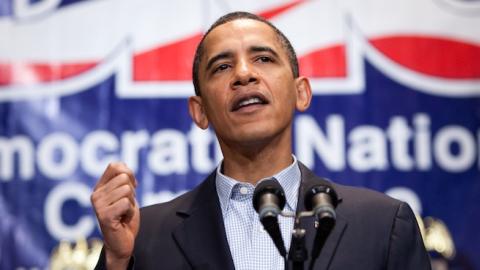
left=238, top=97, right=262, bottom=107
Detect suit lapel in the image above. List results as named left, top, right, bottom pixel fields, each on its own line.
left=297, top=163, right=348, bottom=270
left=172, top=173, right=235, bottom=270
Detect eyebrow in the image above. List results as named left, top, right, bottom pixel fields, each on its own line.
left=249, top=46, right=279, bottom=58
left=205, top=45, right=280, bottom=72
left=206, top=51, right=233, bottom=71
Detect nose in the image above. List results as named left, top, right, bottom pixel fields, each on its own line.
left=231, top=59, right=258, bottom=89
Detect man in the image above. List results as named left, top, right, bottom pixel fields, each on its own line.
left=91, top=11, right=431, bottom=270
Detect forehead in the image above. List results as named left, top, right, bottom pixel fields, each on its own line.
left=201, top=19, right=284, bottom=59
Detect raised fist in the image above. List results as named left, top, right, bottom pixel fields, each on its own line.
left=91, top=162, right=140, bottom=269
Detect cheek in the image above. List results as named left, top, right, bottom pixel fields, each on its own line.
left=206, top=72, right=232, bottom=90
left=201, top=81, right=227, bottom=104
left=262, top=72, right=281, bottom=93
left=264, top=68, right=294, bottom=89
left=269, top=77, right=297, bottom=106
left=203, top=96, right=229, bottom=124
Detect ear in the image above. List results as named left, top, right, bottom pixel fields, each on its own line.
left=188, top=96, right=209, bottom=129
left=294, top=76, right=312, bottom=112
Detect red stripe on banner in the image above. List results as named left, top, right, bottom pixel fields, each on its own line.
left=0, top=62, right=96, bottom=86
left=299, top=45, right=346, bottom=78
left=0, top=64, right=13, bottom=85
left=258, top=0, right=306, bottom=20
left=370, top=35, right=480, bottom=79
left=134, top=34, right=202, bottom=81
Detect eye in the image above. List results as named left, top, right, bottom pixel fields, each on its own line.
left=256, top=56, right=273, bottom=63
left=213, top=63, right=230, bottom=73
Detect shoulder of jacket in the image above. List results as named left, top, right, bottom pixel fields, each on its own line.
left=333, top=183, right=404, bottom=217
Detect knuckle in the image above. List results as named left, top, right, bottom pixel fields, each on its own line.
left=106, top=162, right=116, bottom=171
left=91, top=191, right=101, bottom=204
left=108, top=161, right=124, bottom=172
left=120, top=197, right=131, bottom=207
left=129, top=183, right=135, bottom=192
left=120, top=197, right=129, bottom=204
left=116, top=173, right=129, bottom=185
left=122, top=165, right=133, bottom=175
left=107, top=163, right=135, bottom=183
left=123, top=184, right=133, bottom=194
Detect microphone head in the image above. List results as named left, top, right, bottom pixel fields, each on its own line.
left=252, top=178, right=288, bottom=258
left=306, top=184, right=339, bottom=259
left=305, top=184, right=338, bottom=232
left=304, top=184, right=338, bottom=211
left=253, top=178, right=286, bottom=214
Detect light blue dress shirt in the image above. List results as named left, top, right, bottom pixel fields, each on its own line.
left=215, top=156, right=301, bottom=270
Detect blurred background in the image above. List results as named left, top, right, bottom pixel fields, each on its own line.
left=0, top=0, right=479, bottom=269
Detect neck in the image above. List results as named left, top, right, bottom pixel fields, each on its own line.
left=219, top=132, right=293, bottom=184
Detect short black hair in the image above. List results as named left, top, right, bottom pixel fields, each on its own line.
left=192, top=11, right=299, bottom=96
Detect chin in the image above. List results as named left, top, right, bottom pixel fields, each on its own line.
left=233, top=126, right=287, bottom=146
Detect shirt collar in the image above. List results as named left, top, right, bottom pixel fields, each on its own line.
left=215, top=155, right=301, bottom=214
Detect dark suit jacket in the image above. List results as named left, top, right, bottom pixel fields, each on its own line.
left=96, top=163, right=431, bottom=270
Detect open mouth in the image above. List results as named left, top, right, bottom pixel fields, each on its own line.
left=231, top=94, right=268, bottom=112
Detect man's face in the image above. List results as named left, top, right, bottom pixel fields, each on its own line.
left=189, top=19, right=310, bottom=147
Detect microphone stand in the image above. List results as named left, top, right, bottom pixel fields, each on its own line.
left=282, top=212, right=310, bottom=270
left=288, top=228, right=307, bottom=270
left=281, top=210, right=334, bottom=270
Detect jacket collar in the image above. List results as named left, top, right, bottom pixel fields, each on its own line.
left=172, top=171, right=235, bottom=270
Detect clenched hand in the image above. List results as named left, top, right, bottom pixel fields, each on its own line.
left=91, top=162, right=140, bottom=270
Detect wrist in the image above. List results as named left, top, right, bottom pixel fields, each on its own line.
left=105, top=250, right=131, bottom=270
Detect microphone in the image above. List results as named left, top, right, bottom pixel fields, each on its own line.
left=304, top=184, right=338, bottom=232
left=304, top=184, right=338, bottom=269
left=253, top=178, right=287, bottom=257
